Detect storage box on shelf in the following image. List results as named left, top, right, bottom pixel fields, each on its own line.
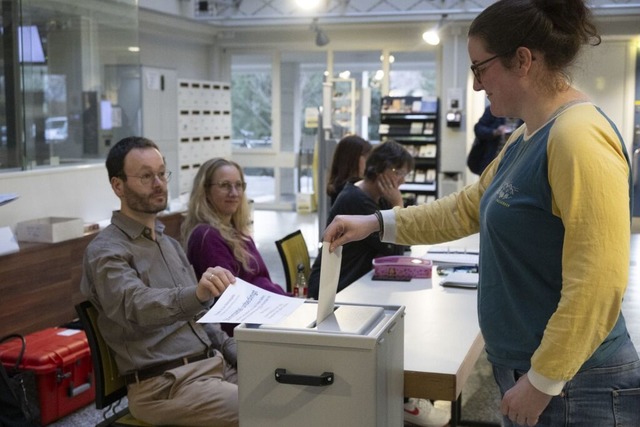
left=177, top=79, right=232, bottom=196
left=15, top=217, right=84, bottom=243
left=379, top=96, right=440, bottom=206
left=296, top=192, right=316, bottom=213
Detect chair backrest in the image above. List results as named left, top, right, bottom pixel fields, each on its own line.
left=75, top=300, right=127, bottom=410
left=275, top=229, right=311, bottom=294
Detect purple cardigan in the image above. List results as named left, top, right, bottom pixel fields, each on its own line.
left=186, top=223, right=286, bottom=295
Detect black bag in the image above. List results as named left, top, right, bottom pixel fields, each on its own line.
left=466, top=137, right=487, bottom=175
left=0, top=334, right=41, bottom=427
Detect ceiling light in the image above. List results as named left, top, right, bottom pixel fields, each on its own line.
left=296, top=0, right=322, bottom=10
left=422, top=14, right=447, bottom=46
left=379, top=54, right=395, bottom=63
left=128, top=46, right=140, bottom=52
left=422, top=30, right=440, bottom=46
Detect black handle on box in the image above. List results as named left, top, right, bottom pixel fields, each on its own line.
left=274, top=368, right=334, bottom=387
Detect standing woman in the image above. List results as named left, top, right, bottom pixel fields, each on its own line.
left=323, top=1, right=640, bottom=425
left=182, top=159, right=286, bottom=333
left=327, top=135, right=372, bottom=205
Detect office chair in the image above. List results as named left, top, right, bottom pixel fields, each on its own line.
left=275, top=229, right=311, bottom=294
left=75, top=301, right=152, bottom=427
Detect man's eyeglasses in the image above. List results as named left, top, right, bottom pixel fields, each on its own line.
left=210, top=181, right=247, bottom=193
left=123, top=171, right=171, bottom=186
left=470, top=54, right=502, bottom=84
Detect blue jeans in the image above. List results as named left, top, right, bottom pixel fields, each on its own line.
left=492, top=337, right=640, bottom=426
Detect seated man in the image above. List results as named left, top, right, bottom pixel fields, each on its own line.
left=80, top=136, right=238, bottom=426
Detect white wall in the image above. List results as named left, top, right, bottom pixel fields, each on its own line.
left=464, top=38, right=637, bottom=186
left=0, top=164, right=119, bottom=231
left=439, top=26, right=472, bottom=176
left=573, top=39, right=636, bottom=155
left=139, top=33, right=212, bottom=80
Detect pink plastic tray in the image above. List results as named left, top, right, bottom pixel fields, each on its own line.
left=372, top=256, right=433, bottom=279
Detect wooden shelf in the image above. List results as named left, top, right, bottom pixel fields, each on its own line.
left=0, top=212, right=185, bottom=337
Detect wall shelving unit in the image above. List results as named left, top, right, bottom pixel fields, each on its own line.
left=177, top=79, right=232, bottom=196
left=379, top=96, right=439, bottom=206
left=329, top=77, right=356, bottom=138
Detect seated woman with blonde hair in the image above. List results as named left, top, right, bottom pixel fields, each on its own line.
left=182, top=158, right=286, bottom=334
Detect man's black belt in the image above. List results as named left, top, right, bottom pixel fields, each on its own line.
left=124, top=351, right=212, bottom=384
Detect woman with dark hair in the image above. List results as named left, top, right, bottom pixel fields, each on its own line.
left=309, top=140, right=412, bottom=299
left=323, top=1, right=639, bottom=425
left=327, top=135, right=372, bottom=205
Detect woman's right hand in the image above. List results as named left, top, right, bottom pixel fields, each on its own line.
left=377, top=171, right=404, bottom=207
left=323, top=214, right=379, bottom=253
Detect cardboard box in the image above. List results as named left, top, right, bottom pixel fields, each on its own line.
left=296, top=192, right=316, bottom=213
left=15, top=217, right=84, bottom=243
left=0, top=328, right=96, bottom=425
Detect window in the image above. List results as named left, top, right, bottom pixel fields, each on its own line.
left=0, top=0, right=139, bottom=172
left=331, top=51, right=385, bottom=141
left=389, top=51, right=437, bottom=98
left=231, top=54, right=272, bottom=150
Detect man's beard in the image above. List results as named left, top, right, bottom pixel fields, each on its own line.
left=123, top=185, right=167, bottom=214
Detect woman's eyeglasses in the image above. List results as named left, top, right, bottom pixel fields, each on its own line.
left=470, top=54, right=502, bottom=84
left=210, top=181, right=247, bottom=193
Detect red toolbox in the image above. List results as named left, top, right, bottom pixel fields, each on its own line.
left=0, top=327, right=95, bottom=425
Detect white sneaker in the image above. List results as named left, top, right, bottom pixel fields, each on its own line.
left=403, top=398, right=450, bottom=427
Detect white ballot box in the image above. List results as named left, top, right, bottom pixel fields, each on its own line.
left=235, top=301, right=405, bottom=427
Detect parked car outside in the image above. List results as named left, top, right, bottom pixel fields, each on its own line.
left=45, top=116, right=68, bottom=143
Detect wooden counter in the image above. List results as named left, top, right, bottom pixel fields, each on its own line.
left=0, top=212, right=184, bottom=337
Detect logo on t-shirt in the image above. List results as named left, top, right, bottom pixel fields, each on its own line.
left=496, top=182, right=518, bottom=207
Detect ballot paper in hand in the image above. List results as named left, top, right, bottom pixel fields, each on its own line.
left=316, top=242, right=342, bottom=325
left=197, top=278, right=305, bottom=324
